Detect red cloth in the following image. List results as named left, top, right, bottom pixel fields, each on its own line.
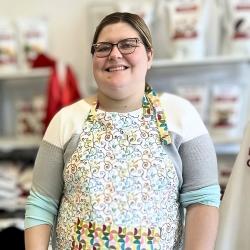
left=32, top=53, right=56, bottom=69
left=61, top=66, right=81, bottom=106
left=32, top=53, right=81, bottom=129
left=44, top=68, right=62, bottom=128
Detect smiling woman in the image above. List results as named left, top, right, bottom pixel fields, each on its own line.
left=91, top=17, right=153, bottom=110
left=24, top=12, right=220, bottom=250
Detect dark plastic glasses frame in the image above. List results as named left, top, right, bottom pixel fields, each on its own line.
left=92, top=38, right=141, bottom=58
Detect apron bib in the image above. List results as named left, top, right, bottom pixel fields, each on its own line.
left=55, top=86, right=183, bottom=250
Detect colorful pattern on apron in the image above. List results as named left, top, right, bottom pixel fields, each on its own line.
left=55, top=85, right=183, bottom=249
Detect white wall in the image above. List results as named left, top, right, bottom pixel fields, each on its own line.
left=0, top=0, right=153, bottom=95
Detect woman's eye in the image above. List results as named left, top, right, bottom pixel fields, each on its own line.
left=96, top=45, right=111, bottom=52
left=120, top=43, right=134, bottom=49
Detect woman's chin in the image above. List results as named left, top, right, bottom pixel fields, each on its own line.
left=98, top=86, right=131, bottom=100
left=99, top=80, right=131, bottom=91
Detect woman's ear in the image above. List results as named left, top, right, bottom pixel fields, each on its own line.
left=147, top=48, right=153, bottom=69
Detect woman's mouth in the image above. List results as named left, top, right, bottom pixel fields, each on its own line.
left=106, top=66, right=128, bottom=72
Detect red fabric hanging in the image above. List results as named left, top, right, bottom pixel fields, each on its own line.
left=32, top=53, right=81, bottom=130
left=44, top=68, right=62, bottom=128
left=61, top=66, right=81, bottom=106
left=31, top=53, right=56, bottom=69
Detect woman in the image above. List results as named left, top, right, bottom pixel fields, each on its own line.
left=25, top=12, right=220, bottom=250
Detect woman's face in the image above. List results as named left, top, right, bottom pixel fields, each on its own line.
left=92, top=22, right=153, bottom=100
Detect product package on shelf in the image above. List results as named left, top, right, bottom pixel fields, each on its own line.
left=0, top=19, right=18, bottom=72
left=222, top=0, right=250, bottom=55
left=174, top=84, right=209, bottom=123
left=0, top=162, right=33, bottom=212
left=86, top=2, right=119, bottom=42
left=15, top=95, right=46, bottom=138
left=117, top=0, right=154, bottom=28
left=0, top=162, right=21, bottom=211
left=151, top=0, right=221, bottom=59
left=16, top=17, right=49, bottom=69
left=209, top=83, right=243, bottom=142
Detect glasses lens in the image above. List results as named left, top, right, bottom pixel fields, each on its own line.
left=94, top=43, right=112, bottom=57
left=93, top=38, right=139, bottom=57
left=118, top=38, right=138, bottom=54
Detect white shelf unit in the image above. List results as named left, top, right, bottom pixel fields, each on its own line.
left=0, top=136, right=42, bottom=153
left=0, top=68, right=50, bottom=152
left=0, top=68, right=50, bottom=81
left=151, top=55, right=250, bottom=68
left=0, top=68, right=50, bottom=219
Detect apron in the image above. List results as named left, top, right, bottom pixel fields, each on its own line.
left=55, top=85, right=183, bottom=250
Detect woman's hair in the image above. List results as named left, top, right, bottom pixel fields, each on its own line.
left=91, top=12, right=152, bottom=54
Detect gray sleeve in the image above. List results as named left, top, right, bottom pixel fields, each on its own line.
left=32, top=140, right=64, bottom=202
left=179, top=134, right=219, bottom=193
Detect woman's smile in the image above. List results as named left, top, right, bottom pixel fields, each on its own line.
left=105, top=65, right=129, bottom=72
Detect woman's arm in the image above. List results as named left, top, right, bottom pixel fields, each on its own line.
left=184, top=204, right=219, bottom=250
left=24, top=110, right=65, bottom=249
left=25, top=224, right=51, bottom=250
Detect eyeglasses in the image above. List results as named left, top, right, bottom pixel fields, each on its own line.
left=92, top=38, right=141, bottom=58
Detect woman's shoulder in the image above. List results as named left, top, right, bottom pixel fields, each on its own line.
left=56, top=96, right=96, bottom=131
left=59, top=97, right=94, bottom=116
left=160, top=92, right=194, bottom=110
left=55, top=96, right=98, bottom=121
left=43, top=97, right=95, bottom=148
left=159, top=92, right=208, bottom=141
left=159, top=92, right=199, bottom=121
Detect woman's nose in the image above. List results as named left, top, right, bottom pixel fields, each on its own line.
left=108, top=45, right=122, bottom=59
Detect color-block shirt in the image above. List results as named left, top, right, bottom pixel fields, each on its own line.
left=25, top=92, right=220, bottom=249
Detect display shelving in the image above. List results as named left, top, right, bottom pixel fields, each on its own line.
left=0, top=68, right=49, bottom=226
left=0, top=68, right=50, bottom=81
left=152, top=55, right=250, bottom=68
left=0, top=136, right=41, bottom=152
left=0, top=68, right=50, bottom=151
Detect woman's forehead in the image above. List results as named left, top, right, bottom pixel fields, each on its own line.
left=97, top=22, right=139, bottom=42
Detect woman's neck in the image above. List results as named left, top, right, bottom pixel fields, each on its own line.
left=96, top=92, right=144, bottom=113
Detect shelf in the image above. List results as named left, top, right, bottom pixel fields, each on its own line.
left=213, top=135, right=242, bottom=155
left=0, top=136, right=41, bottom=152
left=214, top=143, right=240, bottom=155
left=0, top=68, right=50, bottom=81
left=152, top=55, right=250, bottom=68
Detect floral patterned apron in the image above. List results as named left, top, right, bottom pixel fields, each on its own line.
left=55, top=85, right=183, bottom=250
